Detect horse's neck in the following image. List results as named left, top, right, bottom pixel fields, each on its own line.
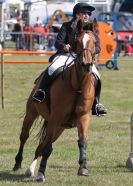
left=70, top=62, right=91, bottom=91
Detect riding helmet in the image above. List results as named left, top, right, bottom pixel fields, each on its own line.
left=73, top=3, right=95, bottom=17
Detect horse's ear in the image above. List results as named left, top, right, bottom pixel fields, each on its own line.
left=83, top=23, right=93, bottom=31
left=76, top=19, right=98, bottom=33
left=92, top=18, right=98, bottom=32
left=77, top=20, right=92, bottom=32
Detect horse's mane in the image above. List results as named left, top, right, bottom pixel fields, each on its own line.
left=76, top=18, right=98, bottom=34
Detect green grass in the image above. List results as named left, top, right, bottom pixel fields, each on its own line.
left=0, top=57, right=133, bottom=186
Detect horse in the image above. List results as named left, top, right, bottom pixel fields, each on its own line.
left=13, top=20, right=96, bottom=182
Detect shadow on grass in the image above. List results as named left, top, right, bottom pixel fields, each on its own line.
left=50, top=164, right=133, bottom=174
left=0, top=165, right=132, bottom=182
left=0, top=170, right=34, bottom=182
left=117, top=164, right=133, bottom=173
left=89, top=164, right=132, bottom=173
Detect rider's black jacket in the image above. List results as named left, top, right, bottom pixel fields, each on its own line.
left=54, top=19, right=101, bottom=55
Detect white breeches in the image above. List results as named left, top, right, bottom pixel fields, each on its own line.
left=48, top=54, right=100, bottom=79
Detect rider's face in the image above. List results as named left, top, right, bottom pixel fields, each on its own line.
left=76, top=12, right=91, bottom=23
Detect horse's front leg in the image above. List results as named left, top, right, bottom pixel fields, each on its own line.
left=25, top=142, right=52, bottom=180
left=36, top=140, right=53, bottom=182
left=25, top=141, right=47, bottom=178
left=77, top=114, right=90, bottom=176
left=35, top=122, right=64, bottom=182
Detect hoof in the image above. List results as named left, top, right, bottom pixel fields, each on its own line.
left=78, top=167, right=89, bottom=176
left=25, top=168, right=34, bottom=177
left=13, top=164, right=21, bottom=171
left=36, top=172, right=45, bottom=182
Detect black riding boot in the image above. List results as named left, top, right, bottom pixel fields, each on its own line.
left=92, top=75, right=107, bottom=116
left=32, top=69, right=52, bottom=103
left=32, top=67, right=63, bottom=103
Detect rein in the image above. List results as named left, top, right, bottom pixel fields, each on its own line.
left=63, top=48, right=93, bottom=70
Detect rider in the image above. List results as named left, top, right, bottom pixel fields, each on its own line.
left=32, top=2, right=107, bottom=117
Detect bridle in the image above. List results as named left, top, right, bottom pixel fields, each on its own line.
left=62, top=31, right=95, bottom=73
left=70, top=48, right=93, bottom=72
left=72, top=31, right=95, bottom=71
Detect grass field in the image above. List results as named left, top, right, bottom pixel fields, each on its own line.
left=0, top=56, right=133, bottom=186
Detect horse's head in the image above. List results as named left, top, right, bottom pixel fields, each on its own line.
left=75, top=19, right=96, bottom=71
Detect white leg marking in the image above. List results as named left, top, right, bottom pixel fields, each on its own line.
left=25, top=159, right=37, bottom=177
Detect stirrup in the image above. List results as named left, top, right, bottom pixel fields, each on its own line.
left=32, top=89, right=46, bottom=103
left=95, top=103, right=107, bottom=116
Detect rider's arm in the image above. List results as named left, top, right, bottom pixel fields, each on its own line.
left=55, top=23, right=67, bottom=51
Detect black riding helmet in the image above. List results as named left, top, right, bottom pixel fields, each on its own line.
left=73, top=3, right=95, bottom=17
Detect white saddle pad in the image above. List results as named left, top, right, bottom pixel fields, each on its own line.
left=48, top=53, right=100, bottom=79
left=48, top=54, right=76, bottom=75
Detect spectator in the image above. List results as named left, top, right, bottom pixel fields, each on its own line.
left=24, top=23, right=33, bottom=50
left=125, top=36, right=133, bottom=56
left=11, top=22, right=23, bottom=50
left=43, top=24, right=50, bottom=37
left=33, top=24, right=44, bottom=44
left=35, top=16, right=43, bottom=27
left=43, top=25, right=55, bottom=51
left=47, top=32, right=56, bottom=51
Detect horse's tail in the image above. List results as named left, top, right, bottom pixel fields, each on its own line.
left=37, top=120, right=48, bottom=144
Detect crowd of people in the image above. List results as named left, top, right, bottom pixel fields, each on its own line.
left=5, top=7, right=133, bottom=56
left=116, top=14, right=133, bottom=56
left=11, top=17, right=56, bottom=51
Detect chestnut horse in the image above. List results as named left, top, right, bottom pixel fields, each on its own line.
left=13, top=21, right=96, bottom=182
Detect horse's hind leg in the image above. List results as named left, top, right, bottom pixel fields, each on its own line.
left=13, top=100, right=39, bottom=171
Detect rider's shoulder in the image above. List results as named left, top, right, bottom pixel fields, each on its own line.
left=62, top=20, right=73, bottom=27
